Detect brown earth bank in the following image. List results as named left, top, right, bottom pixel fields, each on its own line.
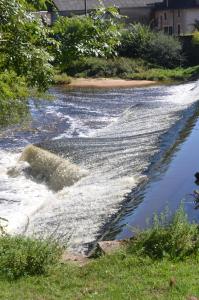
left=67, top=78, right=157, bottom=89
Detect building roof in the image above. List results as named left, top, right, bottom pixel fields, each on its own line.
left=155, top=0, right=199, bottom=9
left=53, top=0, right=163, bottom=11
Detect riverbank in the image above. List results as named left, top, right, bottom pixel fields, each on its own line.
left=1, top=251, right=198, bottom=300
left=1, top=208, right=199, bottom=300
left=67, top=78, right=157, bottom=89
left=56, top=57, right=199, bottom=85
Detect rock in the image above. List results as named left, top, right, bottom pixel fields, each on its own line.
left=61, top=251, right=90, bottom=267
left=187, top=296, right=199, bottom=300
left=90, top=240, right=127, bottom=258
left=195, top=172, right=199, bottom=180
left=61, top=239, right=129, bottom=266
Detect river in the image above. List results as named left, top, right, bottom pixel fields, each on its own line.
left=0, top=81, right=199, bottom=253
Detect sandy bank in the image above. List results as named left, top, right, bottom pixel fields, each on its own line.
left=68, top=78, right=157, bottom=89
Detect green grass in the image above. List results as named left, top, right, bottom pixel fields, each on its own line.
left=61, top=57, right=199, bottom=83
left=0, top=208, right=199, bottom=299
left=53, top=73, right=72, bottom=85
left=128, top=65, right=199, bottom=82
left=0, top=251, right=198, bottom=299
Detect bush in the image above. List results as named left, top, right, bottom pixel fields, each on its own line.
left=65, top=57, right=149, bottom=78
left=118, top=24, right=183, bottom=68
left=63, top=57, right=199, bottom=82
left=119, top=24, right=152, bottom=58
left=128, top=66, right=199, bottom=81
left=146, top=32, right=183, bottom=68
left=127, top=206, right=199, bottom=260
left=0, top=71, right=29, bottom=126
left=53, top=73, right=71, bottom=85
left=0, top=236, right=62, bottom=279
left=192, top=31, right=199, bottom=45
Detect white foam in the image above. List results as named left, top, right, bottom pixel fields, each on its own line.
left=0, top=149, right=55, bottom=234
left=0, top=81, right=199, bottom=252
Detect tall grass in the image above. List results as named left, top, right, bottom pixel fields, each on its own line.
left=0, top=236, right=62, bottom=279
left=127, top=206, right=199, bottom=260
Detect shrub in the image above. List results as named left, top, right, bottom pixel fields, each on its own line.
left=118, top=24, right=183, bottom=68
left=0, top=236, right=62, bottom=279
left=127, top=206, right=199, bottom=260
left=119, top=24, right=152, bottom=58
left=65, top=57, right=149, bottom=78
left=64, top=57, right=198, bottom=82
left=53, top=73, right=71, bottom=85
left=146, top=32, right=183, bottom=68
left=192, top=31, right=199, bottom=45
left=0, top=71, right=29, bottom=126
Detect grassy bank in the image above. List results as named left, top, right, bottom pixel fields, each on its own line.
left=1, top=208, right=199, bottom=299
left=1, top=252, right=198, bottom=300
left=57, top=57, right=199, bottom=84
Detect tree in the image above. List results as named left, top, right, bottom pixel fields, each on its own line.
left=118, top=24, right=183, bottom=68
left=53, top=7, right=122, bottom=70
left=18, top=0, right=53, bottom=11
left=193, top=19, right=199, bottom=31
left=0, top=0, right=55, bottom=125
left=0, top=0, right=54, bottom=91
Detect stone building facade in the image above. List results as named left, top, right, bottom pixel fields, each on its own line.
left=154, top=0, right=199, bottom=35
left=48, top=0, right=199, bottom=36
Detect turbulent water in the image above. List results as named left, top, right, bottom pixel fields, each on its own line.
left=0, top=81, right=199, bottom=253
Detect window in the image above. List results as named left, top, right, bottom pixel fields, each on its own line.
left=164, top=26, right=173, bottom=35
left=164, top=26, right=169, bottom=34
left=177, top=24, right=181, bottom=35
left=164, top=12, right=167, bottom=20
left=169, top=26, right=173, bottom=35
left=160, top=15, right=163, bottom=28
left=177, top=9, right=181, bottom=17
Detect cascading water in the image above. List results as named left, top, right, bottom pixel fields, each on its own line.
left=0, top=81, right=199, bottom=253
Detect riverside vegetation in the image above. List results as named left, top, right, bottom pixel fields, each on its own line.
left=1, top=207, right=199, bottom=299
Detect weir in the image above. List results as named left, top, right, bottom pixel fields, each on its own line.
left=0, top=81, right=198, bottom=252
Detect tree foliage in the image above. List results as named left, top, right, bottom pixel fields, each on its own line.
left=18, top=0, right=53, bottom=11
left=192, top=30, right=199, bottom=45
left=118, top=24, right=183, bottom=68
left=53, top=7, right=122, bottom=69
left=0, top=0, right=54, bottom=91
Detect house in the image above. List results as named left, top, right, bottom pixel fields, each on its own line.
left=32, top=11, right=52, bottom=25
left=154, top=0, right=199, bottom=35
left=51, top=0, right=163, bottom=24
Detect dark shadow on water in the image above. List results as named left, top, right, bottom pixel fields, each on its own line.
left=103, top=103, right=199, bottom=241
